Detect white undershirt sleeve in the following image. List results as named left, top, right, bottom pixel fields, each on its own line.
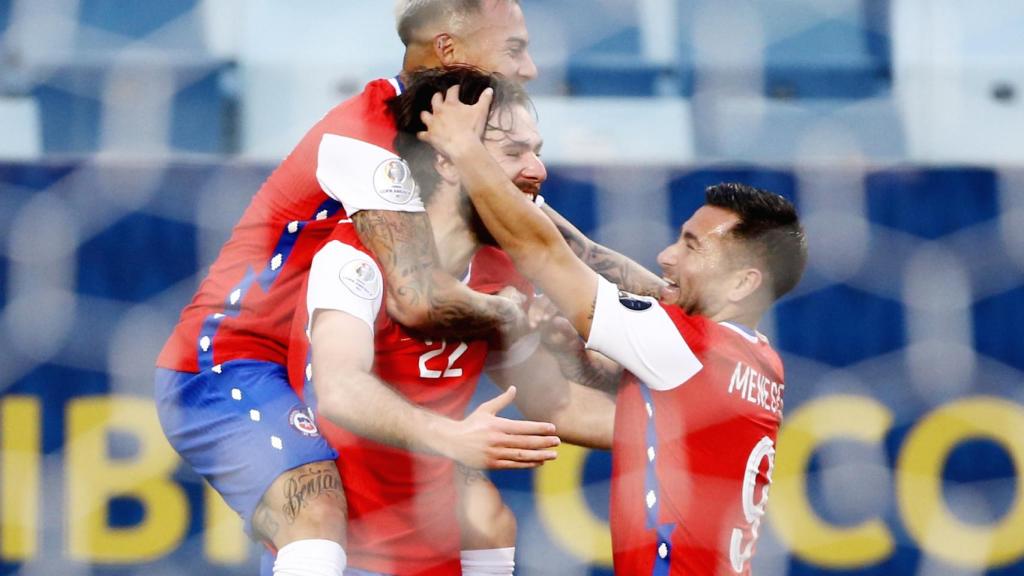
left=585, top=276, right=703, bottom=391
left=307, top=241, right=384, bottom=335
left=316, top=134, right=425, bottom=216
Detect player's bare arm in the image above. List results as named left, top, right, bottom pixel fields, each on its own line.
left=352, top=209, right=526, bottom=340
left=487, top=343, right=615, bottom=450
left=419, top=86, right=601, bottom=340
left=311, top=307, right=560, bottom=469
left=542, top=205, right=666, bottom=297
left=525, top=297, right=623, bottom=394
left=546, top=336, right=622, bottom=395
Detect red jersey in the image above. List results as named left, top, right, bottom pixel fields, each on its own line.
left=586, top=277, right=784, bottom=575
left=288, top=223, right=532, bottom=576
left=157, top=78, right=423, bottom=373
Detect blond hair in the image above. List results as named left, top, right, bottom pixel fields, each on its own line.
left=394, top=0, right=517, bottom=45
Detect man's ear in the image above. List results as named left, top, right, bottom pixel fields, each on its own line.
left=728, top=268, right=763, bottom=304
left=433, top=33, right=458, bottom=66
left=434, top=152, right=460, bottom=185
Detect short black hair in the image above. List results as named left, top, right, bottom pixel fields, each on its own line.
left=387, top=65, right=532, bottom=201
left=705, top=183, right=807, bottom=301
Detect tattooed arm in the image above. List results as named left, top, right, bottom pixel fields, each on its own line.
left=542, top=204, right=666, bottom=297
left=548, top=339, right=622, bottom=396
left=352, top=210, right=524, bottom=340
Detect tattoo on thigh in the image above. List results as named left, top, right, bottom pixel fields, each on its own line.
left=281, top=465, right=344, bottom=525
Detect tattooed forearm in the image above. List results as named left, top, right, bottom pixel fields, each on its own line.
left=281, top=465, right=345, bottom=525
left=554, top=347, right=622, bottom=394
left=543, top=205, right=665, bottom=297
left=353, top=209, right=436, bottom=309
left=353, top=210, right=521, bottom=339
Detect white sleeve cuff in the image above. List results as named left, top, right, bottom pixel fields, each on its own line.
left=316, top=134, right=425, bottom=216
left=585, top=276, right=702, bottom=391
left=307, top=241, right=384, bottom=335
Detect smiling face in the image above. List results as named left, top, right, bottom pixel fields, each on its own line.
left=457, top=0, right=537, bottom=82
left=656, top=205, right=749, bottom=316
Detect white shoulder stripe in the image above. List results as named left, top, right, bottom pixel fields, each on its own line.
left=719, top=321, right=764, bottom=344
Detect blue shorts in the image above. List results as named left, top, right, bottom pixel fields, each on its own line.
left=155, top=359, right=338, bottom=535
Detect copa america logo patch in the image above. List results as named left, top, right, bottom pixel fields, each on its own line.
left=289, top=408, right=320, bottom=437
left=339, top=259, right=381, bottom=300
left=618, top=290, right=654, bottom=312
left=373, top=158, right=417, bottom=205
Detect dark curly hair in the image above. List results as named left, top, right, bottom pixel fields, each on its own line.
left=387, top=65, right=532, bottom=202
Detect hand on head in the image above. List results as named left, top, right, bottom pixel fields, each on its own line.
left=418, top=85, right=495, bottom=159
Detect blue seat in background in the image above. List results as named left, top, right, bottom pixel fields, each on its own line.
left=25, top=0, right=234, bottom=154
left=866, top=168, right=999, bottom=240
left=32, top=60, right=234, bottom=154
left=760, top=0, right=891, bottom=99
left=0, top=0, right=11, bottom=37
left=522, top=0, right=680, bottom=96
left=77, top=0, right=199, bottom=41
left=566, top=27, right=668, bottom=97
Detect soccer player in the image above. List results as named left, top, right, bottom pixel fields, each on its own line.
left=156, top=2, right=660, bottom=576
left=288, top=67, right=615, bottom=576
left=419, top=86, right=809, bottom=575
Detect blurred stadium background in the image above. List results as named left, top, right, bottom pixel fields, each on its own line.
left=0, top=0, right=1022, bottom=575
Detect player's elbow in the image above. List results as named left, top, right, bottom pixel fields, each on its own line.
left=313, top=376, right=358, bottom=428
left=385, top=294, right=432, bottom=331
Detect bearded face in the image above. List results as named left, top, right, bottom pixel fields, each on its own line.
left=463, top=103, right=546, bottom=246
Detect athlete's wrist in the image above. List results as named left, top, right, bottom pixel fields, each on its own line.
left=424, top=416, right=459, bottom=460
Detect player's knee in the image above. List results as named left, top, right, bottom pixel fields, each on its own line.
left=292, top=492, right=347, bottom=531
left=491, top=502, right=517, bottom=545
left=462, top=500, right=517, bottom=550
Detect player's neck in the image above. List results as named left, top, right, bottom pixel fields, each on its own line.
left=710, top=305, right=763, bottom=333
left=426, top=191, right=480, bottom=279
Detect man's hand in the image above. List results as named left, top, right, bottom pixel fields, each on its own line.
left=490, top=286, right=530, bottom=350
left=526, top=295, right=580, bottom=352
left=435, top=386, right=560, bottom=470
left=418, top=85, right=494, bottom=160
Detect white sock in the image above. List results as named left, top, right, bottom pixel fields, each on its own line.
left=273, top=539, right=347, bottom=576
left=461, top=547, right=516, bottom=575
